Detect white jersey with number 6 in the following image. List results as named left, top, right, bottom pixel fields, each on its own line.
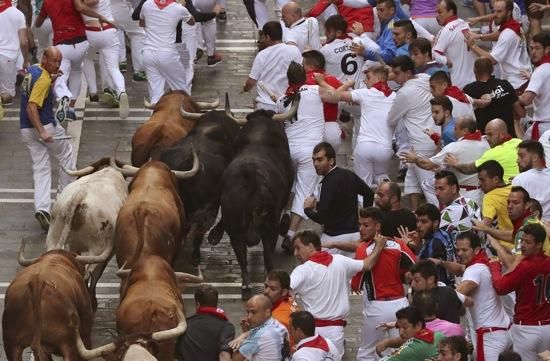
left=320, top=38, right=366, bottom=89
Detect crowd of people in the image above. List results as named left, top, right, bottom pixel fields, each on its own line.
left=1, top=0, right=550, bottom=358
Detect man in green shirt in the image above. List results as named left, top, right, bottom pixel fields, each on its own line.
left=380, top=306, right=445, bottom=361
left=445, top=118, right=521, bottom=183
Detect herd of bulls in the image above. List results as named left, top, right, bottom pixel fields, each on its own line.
left=2, top=91, right=299, bottom=360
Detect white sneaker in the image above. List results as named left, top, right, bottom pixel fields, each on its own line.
left=118, top=92, right=129, bottom=119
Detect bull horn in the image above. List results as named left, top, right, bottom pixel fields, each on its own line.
left=18, top=238, right=39, bottom=267
left=75, top=236, right=113, bottom=264
left=144, top=97, right=155, bottom=109
left=272, top=99, right=299, bottom=122
left=110, top=142, right=140, bottom=177
left=171, top=147, right=200, bottom=179
left=195, top=92, right=220, bottom=110
left=224, top=92, right=247, bottom=125
left=179, top=103, right=203, bottom=120
left=76, top=330, right=116, bottom=360
left=151, top=309, right=187, bottom=341
left=62, top=165, right=95, bottom=177
left=116, top=261, right=131, bottom=278
left=175, top=264, right=203, bottom=283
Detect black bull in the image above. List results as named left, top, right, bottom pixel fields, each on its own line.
left=160, top=110, right=241, bottom=265
left=209, top=109, right=294, bottom=299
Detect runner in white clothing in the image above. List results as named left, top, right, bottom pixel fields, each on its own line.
left=139, top=0, right=195, bottom=105
left=429, top=71, right=475, bottom=120
left=432, top=0, right=476, bottom=88
left=437, top=232, right=512, bottom=361
left=290, top=311, right=342, bottom=361
left=243, top=21, right=302, bottom=111
left=387, top=55, right=438, bottom=208
left=290, top=229, right=386, bottom=357
left=281, top=1, right=320, bottom=52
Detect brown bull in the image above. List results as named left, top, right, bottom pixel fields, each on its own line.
left=111, top=153, right=198, bottom=275
left=132, top=90, right=219, bottom=166
left=3, top=250, right=95, bottom=361
left=76, top=255, right=203, bottom=361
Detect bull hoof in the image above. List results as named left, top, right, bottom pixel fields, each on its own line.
left=241, top=287, right=253, bottom=301
left=279, top=213, right=290, bottom=237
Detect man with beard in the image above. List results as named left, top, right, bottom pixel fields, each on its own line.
left=375, top=181, right=416, bottom=238
left=518, top=32, right=550, bottom=140
left=512, top=140, right=550, bottom=220
left=429, top=95, right=456, bottom=147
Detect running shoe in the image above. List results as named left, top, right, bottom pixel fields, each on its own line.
left=118, top=92, right=129, bottom=119
left=207, top=53, right=222, bottom=67
left=35, top=210, right=51, bottom=231
left=55, top=96, right=69, bottom=124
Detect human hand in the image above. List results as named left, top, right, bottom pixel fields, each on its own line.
left=423, top=128, right=435, bottom=137
left=313, top=72, right=325, bottom=84
left=351, top=22, right=364, bottom=35
left=213, top=4, right=223, bottom=14
left=398, top=226, right=420, bottom=246
left=443, top=154, right=459, bottom=167
left=478, top=93, right=492, bottom=108
left=463, top=31, right=476, bottom=48
left=399, top=151, right=418, bottom=164
left=446, top=58, right=453, bottom=69
left=529, top=2, right=548, bottom=13
left=350, top=42, right=365, bottom=56
left=467, top=16, right=480, bottom=25
left=472, top=219, right=489, bottom=233
left=428, top=257, right=443, bottom=266
left=240, top=318, right=251, bottom=332
left=343, top=79, right=355, bottom=89
left=375, top=340, right=388, bottom=357
left=376, top=321, right=396, bottom=331
left=39, top=129, right=53, bottom=143
left=520, top=69, right=532, bottom=81
left=374, top=232, right=388, bottom=249
left=228, top=332, right=248, bottom=350
left=304, top=196, right=317, bottom=209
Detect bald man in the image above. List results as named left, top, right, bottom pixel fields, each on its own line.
left=445, top=118, right=521, bottom=183
left=233, top=295, right=290, bottom=361
left=20, top=46, right=75, bottom=231
left=281, top=2, right=320, bottom=52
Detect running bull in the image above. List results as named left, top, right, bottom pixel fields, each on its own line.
left=75, top=255, right=203, bottom=361
left=132, top=90, right=219, bottom=166
left=208, top=101, right=298, bottom=300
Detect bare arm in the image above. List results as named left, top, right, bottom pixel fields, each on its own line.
left=324, top=239, right=360, bottom=252
left=431, top=258, right=466, bottom=275
left=231, top=352, right=246, bottom=361
left=186, top=16, right=196, bottom=26
left=444, top=154, right=478, bottom=174
left=72, top=0, right=113, bottom=24
left=455, top=280, right=477, bottom=307
left=486, top=235, right=520, bottom=270
left=219, top=351, right=231, bottom=361
left=472, top=219, right=513, bottom=242
left=18, top=28, right=29, bottom=68
left=363, top=235, right=387, bottom=271
left=243, top=77, right=257, bottom=93
left=519, top=90, right=536, bottom=107
left=34, top=14, right=46, bottom=28
left=401, top=151, right=441, bottom=171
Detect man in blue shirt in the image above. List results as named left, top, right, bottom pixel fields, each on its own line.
left=20, top=46, right=74, bottom=230
left=393, top=20, right=417, bottom=57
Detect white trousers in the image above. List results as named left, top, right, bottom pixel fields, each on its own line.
left=405, top=161, right=437, bottom=205
left=0, top=54, right=17, bottom=98
left=321, top=232, right=359, bottom=258
left=110, top=0, right=145, bottom=71
left=474, top=330, right=512, bottom=361
left=253, top=0, right=289, bottom=29
left=317, top=325, right=345, bottom=357
left=354, top=141, right=393, bottom=186
left=179, top=23, right=196, bottom=94
left=20, top=123, right=75, bottom=213
left=55, top=41, right=89, bottom=101
left=324, top=122, right=341, bottom=150
left=511, top=324, right=550, bottom=361
left=32, top=18, right=53, bottom=61
left=142, top=48, right=187, bottom=104
left=525, top=122, right=550, bottom=140
left=83, top=29, right=126, bottom=95
left=290, top=144, right=319, bottom=219
left=196, top=19, right=216, bottom=56
left=357, top=297, right=408, bottom=361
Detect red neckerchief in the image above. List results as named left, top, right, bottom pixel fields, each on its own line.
left=534, top=54, right=550, bottom=67
left=154, top=0, right=175, bottom=9
left=0, top=1, right=11, bottom=12
left=308, top=251, right=333, bottom=266
left=443, top=15, right=458, bottom=26
left=351, top=241, right=370, bottom=292
left=466, top=250, right=490, bottom=268
left=497, top=134, right=513, bottom=145
left=444, top=86, right=470, bottom=103
left=197, top=306, right=228, bottom=321
left=337, top=33, right=351, bottom=40
left=372, top=81, right=393, bottom=97
left=298, top=335, right=330, bottom=352
left=285, top=83, right=304, bottom=96
left=271, top=295, right=289, bottom=311
left=512, top=209, right=532, bottom=235
left=462, top=130, right=482, bottom=141
left=414, top=328, right=435, bottom=343
left=306, top=69, right=325, bottom=85
left=499, top=18, right=521, bottom=36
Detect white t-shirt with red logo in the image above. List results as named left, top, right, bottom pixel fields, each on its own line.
left=490, top=29, right=531, bottom=89
left=293, top=335, right=342, bottom=361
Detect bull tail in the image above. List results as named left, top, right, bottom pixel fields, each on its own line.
left=129, top=205, right=149, bottom=267
left=207, top=218, right=225, bottom=245
left=28, top=276, right=49, bottom=359
left=48, top=188, right=87, bottom=251
left=131, top=123, right=164, bottom=166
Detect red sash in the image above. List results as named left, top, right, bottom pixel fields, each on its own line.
left=475, top=326, right=510, bottom=361
left=444, top=86, right=470, bottom=103
left=314, top=319, right=346, bottom=327
left=297, top=335, right=330, bottom=351
left=197, top=306, right=228, bottom=321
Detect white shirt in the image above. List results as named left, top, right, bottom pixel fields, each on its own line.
left=282, top=17, right=321, bottom=52
left=525, top=63, right=550, bottom=122
left=0, top=6, right=26, bottom=60
left=277, top=84, right=325, bottom=148
left=541, top=130, right=550, bottom=168
left=249, top=42, right=302, bottom=106
left=448, top=96, right=475, bottom=120
left=320, top=37, right=371, bottom=87
left=82, top=0, right=114, bottom=22
left=387, top=73, right=437, bottom=154
left=432, top=18, right=476, bottom=88
left=238, top=318, right=288, bottom=361
left=290, top=254, right=363, bottom=320
left=462, top=263, right=510, bottom=329
left=140, top=0, right=191, bottom=49
left=430, top=137, right=490, bottom=186
left=293, top=335, right=342, bottom=361
left=490, top=29, right=531, bottom=89
left=351, top=87, right=396, bottom=147
left=512, top=168, right=550, bottom=221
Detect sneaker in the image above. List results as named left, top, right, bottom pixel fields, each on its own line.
left=339, top=109, right=351, bottom=123
left=196, top=48, right=204, bottom=63
left=35, top=210, right=51, bottom=231
left=101, top=88, right=119, bottom=108
left=281, top=235, right=293, bottom=255
left=55, top=96, right=69, bottom=124
left=66, top=108, right=77, bottom=121
left=89, top=94, right=99, bottom=102
left=217, top=10, right=227, bottom=22
left=119, top=61, right=127, bottom=73
left=132, top=71, right=147, bottom=82
left=207, top=53, right=222, bottom=67
left=118, top=92, right=129, bottom=119
left=397, top=167, right=408, bottom=182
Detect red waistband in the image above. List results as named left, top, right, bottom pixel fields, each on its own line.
left=514, top=319, right=550, bottom=326
left=85, top=23, right=115, bottom=32
left=315, top=319, right=347, bottom=327
left=459, top=185, right=481, bottom=191
left=475, top=325, right=510, bottom=361
left=476, top=325, right=510, bottom=333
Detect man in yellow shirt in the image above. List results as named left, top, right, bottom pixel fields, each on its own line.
left=445, top=118, right=521, bottom=183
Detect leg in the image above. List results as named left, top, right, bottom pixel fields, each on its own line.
left=48, top=125, right=75, bottom=192
left=353, top=142, right=375, bottom=186
left=316, top=326, right=345, bottom=357
left=323, top=122, right=342, bottom=150
left=0, top=54, right=18, bottom=103
left=82, top=53, right=98, bottom=96
left=67, top=42, right=90, bottom=107
left=481, top=330, right=512, bottom=361
left=32, top=17, right=53, bottom=61
left=5, top=345, right=23, bottom=361
left=202, top=19, right=217, bottom=57
left=159, top=51, right=188, bottom=95
left=253, top=0, right=269, bottom=29
left=229, top=232, right=252, bottom=300
left=142, top=49, right=166, bottom=104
